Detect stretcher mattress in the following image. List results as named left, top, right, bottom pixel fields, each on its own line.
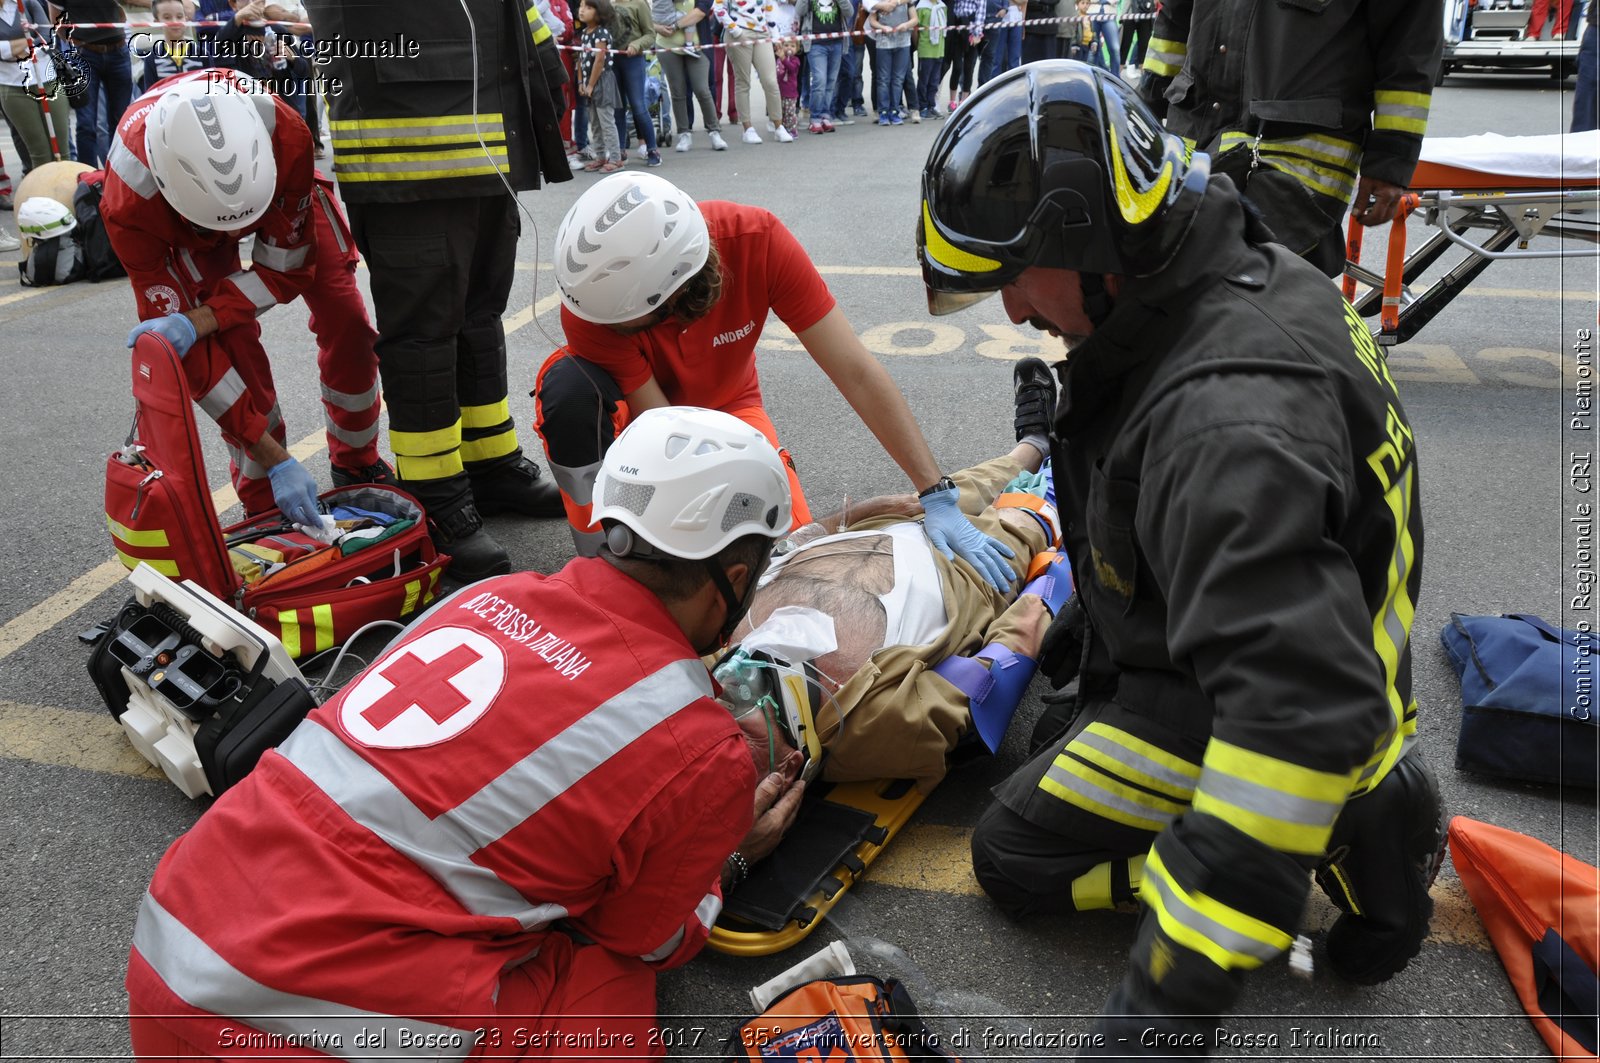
left=1413, top=130, right=1600, bottom=190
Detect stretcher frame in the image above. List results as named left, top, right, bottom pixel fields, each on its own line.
left=707, top=778, right=929, bottom=956
left=1342, top=160, right=1600, bottom=346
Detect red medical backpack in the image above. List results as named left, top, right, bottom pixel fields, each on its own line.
left=104, top=333, right=450, bottom=658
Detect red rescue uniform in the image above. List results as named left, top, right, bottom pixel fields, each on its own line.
left=127, top=558, right=755, bottom=1062
left=103, top=69, right=381, bottom=515
left=536, top=202, right=835, bottom=542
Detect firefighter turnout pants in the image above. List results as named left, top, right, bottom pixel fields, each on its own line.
left=345, top=194, right=527, bottom=517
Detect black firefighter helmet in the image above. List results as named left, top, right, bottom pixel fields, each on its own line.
left=918, top=60, right=1210, bottom=316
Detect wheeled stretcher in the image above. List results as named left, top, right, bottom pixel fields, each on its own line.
left=1342, top=131, right=1600, bottom=346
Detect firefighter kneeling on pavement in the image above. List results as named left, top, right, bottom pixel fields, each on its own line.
left=103, top=68, right=390, bottom=531
left=917, top=61, right=1447, bottom=1054
left=124, top=406, right=805, bottom=1062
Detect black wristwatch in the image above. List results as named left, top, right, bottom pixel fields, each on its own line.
left=917, top=475, right=956, bottom=499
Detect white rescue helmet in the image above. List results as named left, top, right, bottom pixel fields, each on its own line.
left=593, top=407, right=792, bottom=560
left=17, top=196, right=75, bottom=240
left=145, top=77, right=276, bottom=231
left=554, top=172, right=709, bottom=325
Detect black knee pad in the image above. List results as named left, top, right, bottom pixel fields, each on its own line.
left=970, top=802, right=1051, bottom=921
left=535, top=355, right=622, bottom=466
left=1315, top=749, right=1448, bottom=985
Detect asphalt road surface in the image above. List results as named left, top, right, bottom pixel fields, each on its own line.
left=0, top=65, right=1596, bottom=1062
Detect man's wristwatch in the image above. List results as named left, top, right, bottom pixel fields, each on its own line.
left=917, top=475, right=956, bottom=499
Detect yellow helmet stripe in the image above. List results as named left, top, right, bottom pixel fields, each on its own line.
left=920, top=201, right=1002, bottom=274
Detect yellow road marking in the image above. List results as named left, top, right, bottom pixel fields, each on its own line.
left=0, top=700, right=163, bottom=781
left=0, top=285, right=54, bottom=308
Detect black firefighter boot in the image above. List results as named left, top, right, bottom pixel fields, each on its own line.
left=471, top=455, right=565, bottom=519
left=1315, top=748, right=1448, bottom=984
left=431, top=503, right=512, bottom=583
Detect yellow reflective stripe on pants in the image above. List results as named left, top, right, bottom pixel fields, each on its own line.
left=397, top=451, right=466, bottom=482
left=1374, top=90, right=1431, bottom=135
left=1143, top=38, right=1185, bottom=77
left=393, top=420, right=462, bottom=458
left=462, top=399, right=511, bottom=431
left=116, top=549, right=178, bottom=577
left=1079, top=722, right=1201, bottom=799
left=1217, top=131, right=1360, bottom=203
left=460, top=430, right=520, bottom=465
left=1142, top=848, right=1293, bottom=972
left=107, top=516, right=170, bottom=548
left=1191, top=751, right=1354, bottom=857
left=1070, top=853, right=1146, bottom=911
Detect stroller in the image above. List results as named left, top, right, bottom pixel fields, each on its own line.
left=643, top=52, right=674, bottom=144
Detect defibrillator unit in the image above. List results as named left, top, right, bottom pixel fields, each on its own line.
left=89, top=563, right=315, bottom=800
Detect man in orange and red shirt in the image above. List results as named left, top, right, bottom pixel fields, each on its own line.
left=537, top=171, right=1019, bottom=593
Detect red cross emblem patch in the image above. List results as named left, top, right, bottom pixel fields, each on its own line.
left=339, top=627, right=507, bottom=748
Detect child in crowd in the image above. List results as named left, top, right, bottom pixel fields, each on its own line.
left=775, top=38, right=801, bottom=138
left=139, top=0, right=209, bottom=92
left=914, top=0, right=946, bottom=119
left=577, top=0, right=625, bottom=172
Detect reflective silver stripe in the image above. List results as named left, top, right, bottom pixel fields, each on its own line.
left=226, top=441, right=270, bottom=482
left=108, top=138, right=159, bottom=199
left=449, top=659, right=714, bottom=844
left=548, top=458, right=602, bottom=508
left=1075, top=729, right=1198, bottom=797
left=178, top=248, right=203, bottom=284
left=642, top=927, right=685, bottom=963
left=1194, top=768, right=1343, bottom=833
left=278, top=660, right=713, bottom=931
left=253, top=239, right=309, bottom=273
left=1261, top=156, right=1357, bottom=203
left=330, top=115, right=503, bottom=143
left=1043, top=758, right=1178, bottom=829
left=314, top=185, right=350, bottom=255
left=693, top=890, right=721, bottom=930
left=197, top=367, right=248, bottom=423
left=321, top=381, right=380, bottom=412
left=279, top=721, right=567, bottom=930
left=227, top=270, right=278, bottom=314
left=133, top=893, right=474, bottom=1062
left=1142, top=867, right=1285, bottom=965
left=325, top=418, right=380, bottom=450
left=1379, top=471, right=1415, bottom=663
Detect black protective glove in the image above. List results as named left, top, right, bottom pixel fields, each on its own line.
left=1037, top=592, right=1086, bottom=689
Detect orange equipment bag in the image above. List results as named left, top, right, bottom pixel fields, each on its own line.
left=725, top=976, right=963, bottom=1061
left=104, top=333, right=449, bottom=658
left=1449, top=816, right=1599, bottom=1059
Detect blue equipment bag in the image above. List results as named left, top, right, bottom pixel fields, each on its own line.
left=1439, top=613, right=1599, bottom=788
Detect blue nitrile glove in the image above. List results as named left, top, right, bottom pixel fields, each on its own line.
left=921, top=482, right=1016, bottom=593
left=127, top=313, right=198, bottom=357
left=267, top=456, right=323, bottom=528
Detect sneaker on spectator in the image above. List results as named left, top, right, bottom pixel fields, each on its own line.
left=809, top=119, right=825, bottom=133
left=838, top=112, right=855, bottom=125
left=876, top=114, right=889, bottom=125
left=646, top=150, right=663, bottom=166
left=742, top=126, right=762, bottom=144
left=636, top=143, right=650, bottom=160
left=910, top=110, right=921, bottom=123
left=709, top=130, right=730, bottom=150
left=675, top=131, right=693, bottom=151
left=888, top=112, right=904, bottom=125
left=0, top=229, right=18, bottom=252
left=821, top=118, right=835, bottom=131
left=767, top=119, right=777, bottom=132
left=948, top=97, right=958, bottom=112
left=775, top=126, right=795, bottom=142
left=853, top=104, right=868, bottom=117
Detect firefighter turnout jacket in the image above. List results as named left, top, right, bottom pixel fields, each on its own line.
left=306, top=0, right=571, bottom=202
left=104, top=69, right=317, bottom=456
left=1021, top=176, right=1424, bottom=1001
left=1140, top=0, right=1442, bottom=210
left=126, top=558, right=756, bottom=1057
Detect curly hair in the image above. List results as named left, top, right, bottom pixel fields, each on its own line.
left=667, top=238, right=724, bottom=323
